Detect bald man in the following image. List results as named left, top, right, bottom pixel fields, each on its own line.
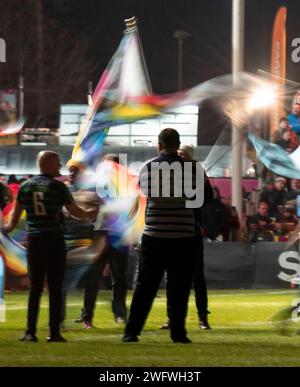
left=3, top=151, right=97, bottom=342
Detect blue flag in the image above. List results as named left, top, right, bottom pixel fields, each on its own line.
left=248, top=132, right=300, bottom=179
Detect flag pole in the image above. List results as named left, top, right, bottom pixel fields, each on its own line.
left=231, top=0, right=245, bottom=218
left=124, top=16, right=152, bottom=93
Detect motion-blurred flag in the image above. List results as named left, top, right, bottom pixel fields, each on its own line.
left=0, top=232, right=27, bottom=276
left=71, top=26, right=154, bottom=165
left=248, top=132, right=300, bottom=179
left=94, top=158, right=146, bottom=248
left=0, top=118, right=25, bottom=136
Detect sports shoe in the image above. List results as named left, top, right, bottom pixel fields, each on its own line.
left=115, top=317, right=126, bottom=324
left=199, top=314, right=211, bottom=330
left=19, top=333, right=38, bottom=342
left=83, top=321, right=93, bottom=329
left=200, top=321, right=211, bottom=330
left=47, top=334, right=67, bottom=342
left=122, top=334, right=139, bottom=342
left=160, top=321, right=170, bottom=330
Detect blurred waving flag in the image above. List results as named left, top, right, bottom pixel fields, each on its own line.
left=70, top=17, right=280, bottom=168
left=248, top=132, right=300, bottom=179
left=71, top=20, right=156, bottom=165
left=0, top=118, right=25, bottom=136
left=95, top=158, right=146, bottom=248
left=0, top=232, right=27, bottom=276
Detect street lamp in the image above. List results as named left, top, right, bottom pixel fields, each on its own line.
left=174, top=30, right=191, bottom=91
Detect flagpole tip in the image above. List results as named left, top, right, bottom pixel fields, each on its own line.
left=124, top=16, right=138, bottom=32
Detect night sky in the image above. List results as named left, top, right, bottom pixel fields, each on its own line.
left=1, top=0, right=300, bottom=126
left=44, top=0, right=300, bottom=94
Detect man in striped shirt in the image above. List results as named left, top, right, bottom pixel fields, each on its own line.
left=123, top=128, right=213, bottom=343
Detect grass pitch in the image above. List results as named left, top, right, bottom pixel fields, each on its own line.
left=1, top=289, right=300, bottom=367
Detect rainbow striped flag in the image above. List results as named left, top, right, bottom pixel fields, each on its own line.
left=0, top=232, right=27, bottom=276
left=71, top=27, right=154, bottom=165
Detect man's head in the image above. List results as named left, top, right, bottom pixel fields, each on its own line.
left=280, top=128, right=291, bottom=141
left=278, top=117, right=289, bottom=130
left=275, top=176, right=287, bottom=191
left=178, top=144, right=194, bottom=160
left=158, top=128, right=180, bottom=154
left=258, top=202, right=269, bottom=217
left=290, top=179, right=300, bottom=191
left=293, top=104, right=300, bottom=116
left=66, top=159, right=86, bottom=185
left=37, top=151, right=61, bottom=177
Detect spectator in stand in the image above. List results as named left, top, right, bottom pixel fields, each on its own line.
left=276, top=205, right=298, bottom=225
left=259, top=176, right=287, bottom=218
left=272, top=117, right=297, bottom=143
left=288, top=98, right=300, bottom=141
left=275, top=205, right=298, bottom=240
left=285, top=179, right=300, bottom=203
left=246, top=202, right=274, bottom=242
left=272, top=123, right=298, bottom=153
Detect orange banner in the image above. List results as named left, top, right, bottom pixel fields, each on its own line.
left=270, top=6, right=287, bottom=137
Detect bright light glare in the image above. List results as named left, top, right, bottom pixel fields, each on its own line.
left=247, top=86, right=277, bottom=110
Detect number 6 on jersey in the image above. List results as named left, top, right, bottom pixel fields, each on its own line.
left=33, top=192, right=46, bottom=215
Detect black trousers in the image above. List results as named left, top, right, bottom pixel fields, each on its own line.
left=193, top=250, right=209, bottom=316
left=26, top=233, right=66, bottom=336
left=80, top=244, right=128, bottom=322
left=165, top=239, right=208, bottom=319
left=125, top=234, right=199, bottom=341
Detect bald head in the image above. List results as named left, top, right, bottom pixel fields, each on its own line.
left=37, top=151, right=61, bottom=177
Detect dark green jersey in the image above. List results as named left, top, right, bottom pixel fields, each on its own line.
left=17, top=174, right=74, bottom=235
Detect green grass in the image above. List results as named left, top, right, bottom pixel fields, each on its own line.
left=1, top=289, right=300, bottom=367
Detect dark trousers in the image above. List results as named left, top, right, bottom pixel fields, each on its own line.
left=125, top=234, right=199, bottom=341
left=26, top=233, right=66, bottom=336
left=165, top=239, right=208, bottom=319
left=80, top=244, right=128, bottom=322
left=193, top=253, right=209, bottom=316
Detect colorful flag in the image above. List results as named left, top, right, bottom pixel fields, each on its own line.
left=87, top=158, right=146, bottom=248
left=0, top=118, right=24, bottom=136
left=71, top=27, right=153, bottom=165
left=0, top=232, right=27, bottom=276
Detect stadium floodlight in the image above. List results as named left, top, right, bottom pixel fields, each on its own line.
left=247, top=85, right=277, bottom=110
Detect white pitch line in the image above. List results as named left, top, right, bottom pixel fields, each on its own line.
left=5, top=301, right=109, bottom=311
left=208, top=290, right=298, bottom=297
